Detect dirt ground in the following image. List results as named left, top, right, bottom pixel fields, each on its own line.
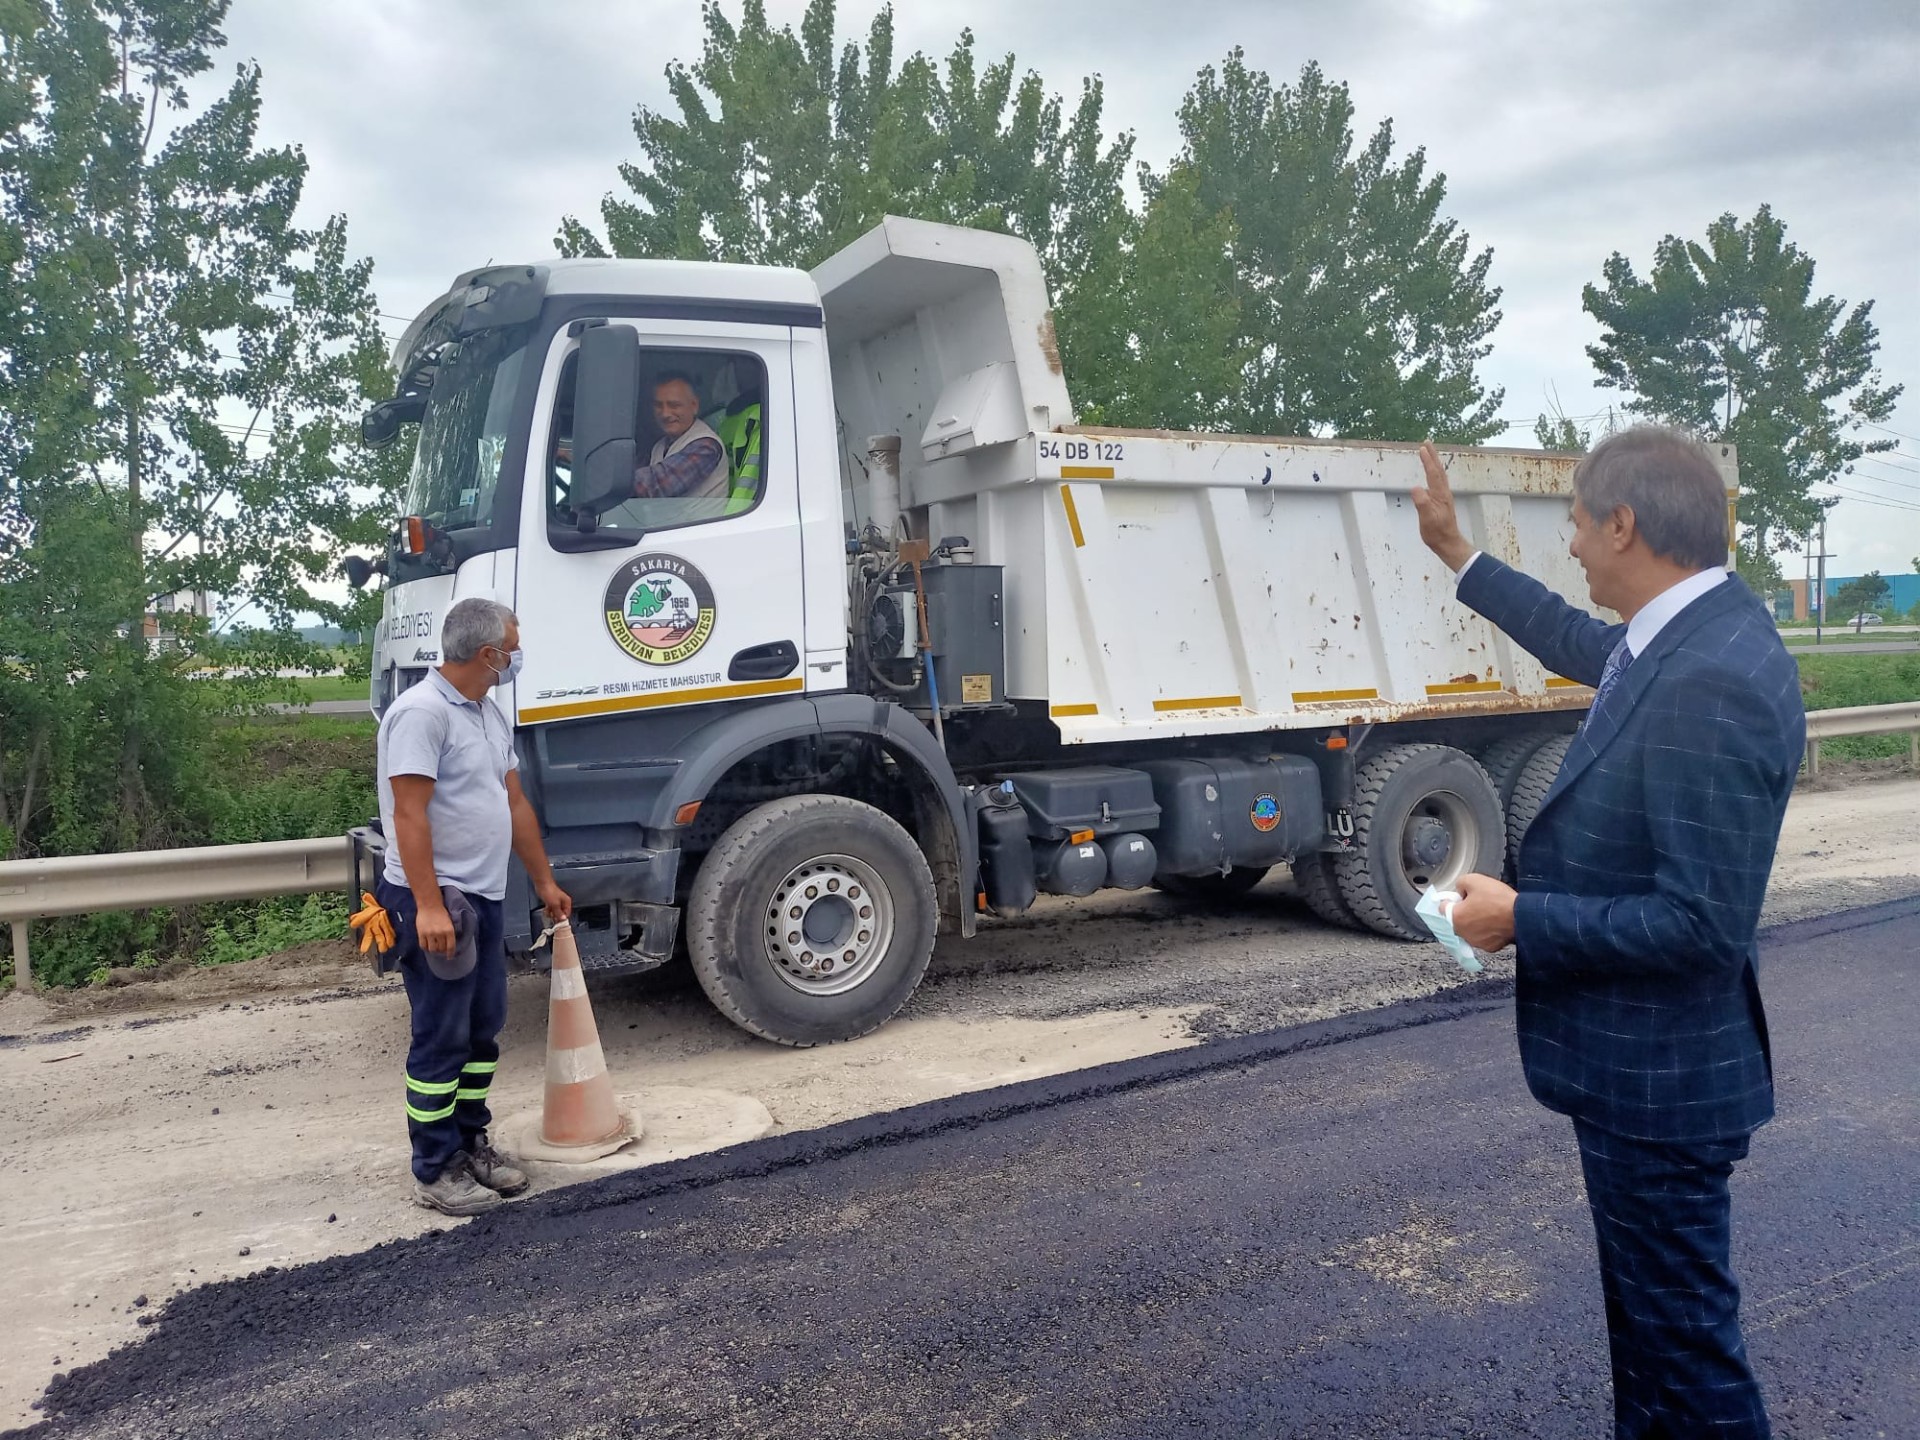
left=1, top=770, right=1917, bottom=1428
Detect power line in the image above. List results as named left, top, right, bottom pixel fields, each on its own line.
left=1843, top=466, right=1920, bottom=492
left=1823, top=485, right=1920, bottom=513
left=1866, top=420, right=1920, bottom=444
left=1857, top=454, right=1920, bottom=478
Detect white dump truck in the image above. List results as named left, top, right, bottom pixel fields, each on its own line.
left=348, top=216, right=1736, bottom=1045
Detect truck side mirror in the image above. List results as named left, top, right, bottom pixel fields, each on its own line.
left=568, top=323, right=642, bottom=519
left=360, top=394, right=425, bottom=447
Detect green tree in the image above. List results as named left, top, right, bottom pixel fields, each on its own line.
left=1161, top=54, right=1504, bottom=442
left=557, top=0, right=1134, bottom=403
left=1534, top=408, right=1590, bottom=453
left=1534, top=415, right=1588, bottom=452
left=1734, top=541, right=1785, bottom=600
left=0, top=0, right=391, bottom=876
left=1068, top=166, right=1246, bottom=430
left=1831, top=571, right=1891, bottom=628
left=564, top=9, right=1507, bottom=441
left=1582, top=205, right=1903, bottom=559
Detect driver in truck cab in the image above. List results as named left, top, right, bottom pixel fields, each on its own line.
left=594, top=372, right=729, bottom=525
left=556, top=368, right=761, bottom=522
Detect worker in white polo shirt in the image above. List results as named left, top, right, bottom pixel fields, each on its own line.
left=373, top=597, right=572, bottom=1216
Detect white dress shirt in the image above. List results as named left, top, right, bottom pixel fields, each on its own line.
left=1454, top=551, right=1728, bottom=658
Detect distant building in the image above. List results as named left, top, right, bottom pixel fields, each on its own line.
left=1781, top=574, right=1920, bottom=621
left=143, top=589, right=211, bottom=651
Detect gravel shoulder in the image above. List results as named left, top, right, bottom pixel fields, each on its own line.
left=0, top=770, right=1916, bottom=1429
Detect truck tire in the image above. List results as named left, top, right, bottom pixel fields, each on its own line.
left=686, top=794, right=937, bottom=1047
left=1475, top=733, right=1555, bottom=811
left=1332, top=744, right=1506, bottom=941
left=1290, top=852, right=1363, bottom=930
left=1153, top=865, right=1271, bottom=900
left=1473, top=732, right=1557, bottom=878
left=1506, top=734, right=1575, bottom=875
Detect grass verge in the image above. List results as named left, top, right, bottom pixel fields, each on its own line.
left=1798, top=651, right=1920, bottom=762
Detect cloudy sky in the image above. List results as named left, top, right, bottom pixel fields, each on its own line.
left=210, top=0, right=1919, bottom=580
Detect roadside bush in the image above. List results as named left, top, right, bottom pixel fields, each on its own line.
left=1798, top=651, right=1920, bottom=763
left=20, top=716, right=376, bottom=989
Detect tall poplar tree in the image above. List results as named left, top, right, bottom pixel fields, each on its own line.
left=1582, top=205, right=1902, bottom=562
left=0, top=0, right=391, bottom=867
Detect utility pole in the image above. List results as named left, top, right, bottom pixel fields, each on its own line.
left=1803, top=530, right=1812, bottom=627
left=1813, top=516, right=1832, bottom=646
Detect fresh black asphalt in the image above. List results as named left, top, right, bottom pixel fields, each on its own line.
left=15, top=900, right=1917, bottom=1439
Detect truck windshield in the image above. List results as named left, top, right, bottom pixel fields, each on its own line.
left=400, top=326, right=530, bottom=531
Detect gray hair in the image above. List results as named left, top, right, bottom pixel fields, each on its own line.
left=441, top=598, right=515, bottom=663
left=1572, top=426, right=1730, bottom=570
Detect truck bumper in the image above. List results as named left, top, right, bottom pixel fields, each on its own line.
left=349, top=826, right=682, bottom=977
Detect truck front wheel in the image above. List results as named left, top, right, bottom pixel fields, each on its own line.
left=686, top=794, right=938, bottom=1046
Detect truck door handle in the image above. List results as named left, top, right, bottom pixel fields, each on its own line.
left=728, top=640, right=799, bottom=681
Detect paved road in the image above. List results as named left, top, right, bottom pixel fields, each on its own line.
left=16, top=901, right=1917, bottom=1440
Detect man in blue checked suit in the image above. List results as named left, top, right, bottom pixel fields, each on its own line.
left=1412, top=427, right=1805, bottom=1440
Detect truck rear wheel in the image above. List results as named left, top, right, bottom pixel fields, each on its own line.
left=1474, top=733, right=1557, bottom=880
left=1290, top=853, right=1363, bottom=930
left=1505, top=734, right=1574, bottom=874
left=1475, top=733, right=1554, bottom=811
left=1333, top=744, right=1505, bottom=941
left=686, top=795, right=937, bottom=1046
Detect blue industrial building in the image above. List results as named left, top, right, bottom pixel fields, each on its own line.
left=1827, top=572, right=1920, bottom=616
left=1779, top=572, right=1920, bottom=621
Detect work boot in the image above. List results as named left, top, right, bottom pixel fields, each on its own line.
left=413, top=1154, right=502, bottom=1217
left=466, top=1136, right=531, bottom=1197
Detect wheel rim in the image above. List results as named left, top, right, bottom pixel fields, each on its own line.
left=1395, top=790, right=1484, bottom=895
left=762, top=853, right=896, bottom=997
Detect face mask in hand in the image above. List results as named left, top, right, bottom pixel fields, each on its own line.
left=1415, top=887, right=1483, bottom=973
left=486, top=648, right=524, bottom=687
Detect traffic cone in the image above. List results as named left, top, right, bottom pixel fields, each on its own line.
left=517, top=920, right=637, bottom=1163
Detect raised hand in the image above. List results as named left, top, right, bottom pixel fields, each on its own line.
left=1412, top=442, right=1475, bottom=573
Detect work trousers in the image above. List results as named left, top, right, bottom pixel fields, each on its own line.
left=1573, top=1119, right=1770, bottom=1440
left=377, top=876, right=507, bottom=1184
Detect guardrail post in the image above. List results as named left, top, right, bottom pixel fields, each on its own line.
left=1805, top=739, right=1821, bottom=779
left=8, top=919, right=27, bottom=993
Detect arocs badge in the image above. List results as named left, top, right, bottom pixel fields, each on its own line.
left=603, top=554, right=717, bottom=666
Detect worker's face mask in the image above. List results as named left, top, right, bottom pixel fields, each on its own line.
left=485, top=646, right=524, bottom=687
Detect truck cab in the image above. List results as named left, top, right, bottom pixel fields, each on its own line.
left=355, top=218, right=1735, bottom=1047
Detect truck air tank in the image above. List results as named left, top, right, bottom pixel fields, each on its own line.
left=1034, top=838, right=1107, bottom=897
left=1101, top=833, right=1158, bottom=890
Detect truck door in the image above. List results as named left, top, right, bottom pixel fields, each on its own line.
left=511, top=320, right=805, bottom=726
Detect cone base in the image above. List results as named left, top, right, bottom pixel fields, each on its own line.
left=514, top=1110, right=640, bottom=1165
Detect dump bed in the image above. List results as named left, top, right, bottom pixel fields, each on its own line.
left=815, top=218, right=1737, bottom=744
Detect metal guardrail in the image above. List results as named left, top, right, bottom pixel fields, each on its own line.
left=2, top=699, right=1917, bottom=992
left=0, top=838, right=351, bottom=992
left=1802, top=701, right=1920, bottom=778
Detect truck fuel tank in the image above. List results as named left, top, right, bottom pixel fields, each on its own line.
left=1137, top=757, right=1323, bottom=877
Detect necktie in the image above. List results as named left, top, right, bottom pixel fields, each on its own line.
left=1591, top=635, right=1633, bottom=711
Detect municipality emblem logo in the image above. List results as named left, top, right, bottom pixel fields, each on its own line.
left=603, top=554, right=716, bottom=666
